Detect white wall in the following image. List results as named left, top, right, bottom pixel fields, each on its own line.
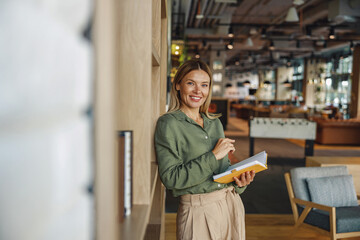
left=305, top=60, right=327, bottom=108
left=224, top=72, right=259, bottom=100
left=0, top=1, right=93, bottom=239
left=277, top=66, right=293, bottom=100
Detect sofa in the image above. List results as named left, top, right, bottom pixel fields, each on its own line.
left=313, top=118, right=360, bottom=145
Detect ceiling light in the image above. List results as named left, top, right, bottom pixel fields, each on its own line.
left=195, top=47, right=200, bottom=58
left=269, top=40, right=275, bottom=50
left=282, top=79, right=292, bottom=87
left=246, top=37, right=253, bottom=47
left=273, top=52, right=280, bottom=60
left=261, top=28, right=267, bottom=38
left=196, top=0, right=204, bottom=19
left=243, top=80, right=251, bottom=86
left=350, top=41, right=354, bottom=52
left=264, top=80, right=271, bottom=85
left=250, top=28, right=257, bottom=35
left=175, top=51, right=179, bottom=55
left=228, top=26, right=234, bottom=38
left=215, top=0, right=237, bottom=2
left=293, top=0, right=304, bottom=5
left=227, top=39, right=234, bottom=49
left=285, top=7, right=299, bottom=22
left=329, top=27, right=335, bottom=39
left=287, top=59, right=292, bottom=67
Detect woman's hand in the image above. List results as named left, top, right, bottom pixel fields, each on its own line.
left=234, top=170, right=255, bottom=187
left=212, top=138, right=235, bottom=160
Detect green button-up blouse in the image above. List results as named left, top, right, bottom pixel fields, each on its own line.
left=154, top=109, right=246, bottom=197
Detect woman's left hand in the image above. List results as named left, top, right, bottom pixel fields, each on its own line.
left=233, top=170, right=255, bottom=187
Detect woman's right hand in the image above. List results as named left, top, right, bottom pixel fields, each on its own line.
left=212, top=138, right=235, bottom=160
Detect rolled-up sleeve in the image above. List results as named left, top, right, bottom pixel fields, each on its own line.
left=155, top=118, right=219, bottom=190
left=232, top=184, right=247, bottom=195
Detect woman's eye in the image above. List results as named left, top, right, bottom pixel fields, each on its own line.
left=202, top=84, right=209, bottom=87
left=187, top=82, right=194, bottom=85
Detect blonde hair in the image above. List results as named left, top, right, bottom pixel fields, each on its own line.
left=168, top=59, right=220, bottom=119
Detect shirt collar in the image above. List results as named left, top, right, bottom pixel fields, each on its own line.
left=171, top=109, right=213, bottom=126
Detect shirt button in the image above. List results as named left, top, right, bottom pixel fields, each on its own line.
left=205, top=136, right=208, bottom=139
left=218, top=184, right=221, bottom=187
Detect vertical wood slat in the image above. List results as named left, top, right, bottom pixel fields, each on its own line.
left=116, top=0, right=152, bottom=206
left=152, top=0, right=161, bottom=58
left=94, top=0, right=119, bottom=239
left=160, top=17, right=168, bottom=115
left=161, top=0, right=167, bottom=18
left=152, top=66, right=161, bottom=164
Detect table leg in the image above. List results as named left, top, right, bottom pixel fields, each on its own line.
left=305, top=139, right=314, bottom=156
left=249, top=137, right=254, bottom=157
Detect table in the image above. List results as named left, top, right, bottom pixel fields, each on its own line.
left=249, top=117, right=317, bottom=157
left=306, top=156, right=360, bottom=195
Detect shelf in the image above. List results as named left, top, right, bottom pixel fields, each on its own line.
left=152, top=43, right=160, bottom=66
left=120, top=204, right=150, bottom=240
left=119, top=163, right=159, bottom=239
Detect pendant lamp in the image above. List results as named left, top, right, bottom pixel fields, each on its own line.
left=285, top=7, right=299, bottom=22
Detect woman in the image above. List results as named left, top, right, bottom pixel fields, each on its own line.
left=155, top=59, right=255, bottom=240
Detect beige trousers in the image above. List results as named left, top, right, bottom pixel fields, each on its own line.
left=176, top=186, right=245, bottom=240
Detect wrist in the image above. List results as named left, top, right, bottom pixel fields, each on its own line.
left=211, top=150, right=219, bottom=160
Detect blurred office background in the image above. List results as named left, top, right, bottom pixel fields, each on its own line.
left=1, top=0, right=360, bottom=240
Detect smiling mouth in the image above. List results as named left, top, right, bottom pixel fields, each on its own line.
left=190, top=96, right=201, bottom=101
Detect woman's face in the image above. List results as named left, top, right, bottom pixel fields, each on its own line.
left=176, top=69, right=210, bottom=111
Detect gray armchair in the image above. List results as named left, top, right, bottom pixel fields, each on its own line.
left=284, top=166, right=360, bottom=240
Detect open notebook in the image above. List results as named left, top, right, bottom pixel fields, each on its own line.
left=213, top=151, right=268, bottom=184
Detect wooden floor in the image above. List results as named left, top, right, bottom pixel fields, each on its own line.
left=165, top=213, right=360, bottom=240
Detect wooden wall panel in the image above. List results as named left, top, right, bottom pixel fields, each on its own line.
left=160, top=18, right=168, bottom=115
left=152, top=66, right=161, bottom=163
left=116, top=0, right=152, bottom=205
left=94, top=0, right=119, bottom=239
left=95, top=0, right=168, bottom=238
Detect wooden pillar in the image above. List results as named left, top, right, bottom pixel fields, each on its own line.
left=275, top=68, right=279, bottom=101
left=350, top=45, right=360, bottom=118
left=94, top=0, right=119, bottom=239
